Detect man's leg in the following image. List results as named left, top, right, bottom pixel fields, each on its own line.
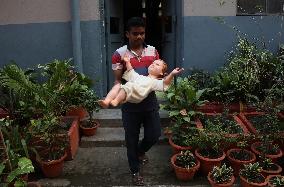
left=98, top=83, right=121, bottom=108
left=138, top=110, right=161, bottom=159
left=122, top=111, right=142, bottom=174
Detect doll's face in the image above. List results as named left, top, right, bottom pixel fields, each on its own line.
left=148, top=60, right=166, bottom=77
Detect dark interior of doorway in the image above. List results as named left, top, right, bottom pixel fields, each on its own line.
left=123, top=0, right=162, bottom=54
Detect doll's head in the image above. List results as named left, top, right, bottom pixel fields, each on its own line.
left=148, top=59, right=168, bottom=78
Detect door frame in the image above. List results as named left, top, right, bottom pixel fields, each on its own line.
left=101, top=0, right=183, bottom=95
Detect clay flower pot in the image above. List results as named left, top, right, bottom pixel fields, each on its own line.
left=170, top=153, right=200, bottom=181
left=66, top=106, right=88, bottom=120
left=207, top=173, right=236, bottom=187
left=239, top=174, right=267, bottom=187
left=168, top=136, right=192, bottom=154
left=226, top=148, right=256, bottom=176
left=251, top=142, right=283, bottom=163
left=80, top=120, right=100, bottom=136
left=195, top=148, right=226, bottom=176
left=37, top=152, right=67, bottom=178
left=261, top=163, right=282, bottom=178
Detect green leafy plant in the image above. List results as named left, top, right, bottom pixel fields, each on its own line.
left=256, top=135, right=280, bottom=156
left=81, top=89, right=100, bottom=127
left=210, top=163, right=233, bottom=184
left=160, top=77, right=206, bottom=125
left=269, top=175, right=284, bottom=186
left=259, top=157, right=276, bottom=171
left=30, top=115, right=68, bottom=161
left=193, top=129, right=224, bottom=159
left=240, top=162, right=263, bottom=183
left=200, top=113, right=242, bottom=134
left=0, top=157, right=34, bottom=187
left=175, top=150, right=197, bottom=169
left=229, top=134, right=255, bottom=161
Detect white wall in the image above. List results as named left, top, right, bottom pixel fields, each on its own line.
left=0, top=0, right=100, bottom=25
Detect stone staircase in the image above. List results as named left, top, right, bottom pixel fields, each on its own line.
left=37, top=109, right=240, bottom=187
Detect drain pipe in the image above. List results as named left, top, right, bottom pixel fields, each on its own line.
left=71, top=0, right=83, bottom=73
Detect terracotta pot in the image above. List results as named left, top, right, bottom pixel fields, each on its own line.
left=207, top=173, right=235, bottom=187
left=0, top=108, right=9, bottom=118
left=194, top=149, right=226, bottom=176
left=66, top=106, right=88, bottom=120
left=27, top=182, right=42, bottom=187
left=168, top=137, right=192, bottom=154
left=261, top=163, right=282, bottom=178
left=239, top=174, right=267, bottom=187
left=226, top=148, right=256, bottom=176
left=61, top=116, right=80, bottom=160
left=37, top=152, right=67, bottom=178
left=80, top=120, right=100, bottom=136
left=170, top=153, right=200, bottom=181
left=251, top=142, right=283, bottom=163
left=266, top=175, right=283, bottom=187
left=196, top=102, right=224, bottom=113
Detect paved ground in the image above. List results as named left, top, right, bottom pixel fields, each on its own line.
left=33, top=109, right=243, bottom=187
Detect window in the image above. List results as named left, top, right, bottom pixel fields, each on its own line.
left=237, top=0, right=284, bottom=15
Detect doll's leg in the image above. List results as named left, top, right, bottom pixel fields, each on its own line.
left=110, top=88, right=127, bottom=107
left=98, top=83, right=121, bottom=108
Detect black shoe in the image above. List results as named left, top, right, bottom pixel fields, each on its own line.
left=138, top=154, right=149, bottom=165
left=132, top=172, right=144, bottom=186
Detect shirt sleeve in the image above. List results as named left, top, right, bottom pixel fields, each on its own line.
left=152, top=79, right=165, bottom=92
left=112, top=51, right=123, bottom=70
left=155, top=49, right=160, bottom=60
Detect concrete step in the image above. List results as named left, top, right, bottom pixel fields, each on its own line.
left=80, top=127, right=168, bottom=147
left=38, top=145, right=224, bottom=187
left=92, top=109, right=171, bottom=127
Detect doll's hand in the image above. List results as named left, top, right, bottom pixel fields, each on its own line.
left=171, top=68, right=184, bottom=75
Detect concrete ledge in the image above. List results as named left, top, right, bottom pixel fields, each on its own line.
left=80, top=127, right=168, bottom=147
left=92, top=109, right=171, bottom=127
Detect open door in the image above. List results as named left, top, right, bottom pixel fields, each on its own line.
left=105, top=0, right=124, bottom=92
left=161, top=0, right=176, bottom=71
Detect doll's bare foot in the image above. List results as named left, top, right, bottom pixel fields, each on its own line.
left=98, top=100, right=109, bottom=109
left=110, top=100, right=119, bottom=107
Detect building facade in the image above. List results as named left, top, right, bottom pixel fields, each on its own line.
left=0, top=0, right=283, bottom=96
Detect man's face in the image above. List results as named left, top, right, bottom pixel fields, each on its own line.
left=126, top=26, right=145, bottom=48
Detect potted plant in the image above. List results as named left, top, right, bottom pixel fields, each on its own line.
left=250, top=135, right=283, bottom=163
left=80, top=90, right=100, bottom=136
left=226, top=135, right=256, bottom=176
left=193, top=129, right=226, bottom=175
left=266, top=175, right=284, bottom=187
left=168, top=123, right=201, bottom=154
left=207, top=163, right=235, bottom=187
left=239, top=162, right=267, bottom=187
left=198, top=110, right=249, bottom=150
left=31, top=115, right=68, bottom=178
left=170, top=150, right=200, bottom=181
left=259, top=157, right=282, bottom=178
left=160, top=77, right=206, bottom=136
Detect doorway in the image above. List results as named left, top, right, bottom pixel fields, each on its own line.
left=104, top=0, right=178, bottom=94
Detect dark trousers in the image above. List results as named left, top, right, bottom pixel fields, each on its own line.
left=122, top=110, right=161, bottom=173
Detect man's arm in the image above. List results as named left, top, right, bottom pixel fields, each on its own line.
left=163, top=68, right=184, bottom=86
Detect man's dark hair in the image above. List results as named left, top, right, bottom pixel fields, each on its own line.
left=126, top=17, right=145, bottom=31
